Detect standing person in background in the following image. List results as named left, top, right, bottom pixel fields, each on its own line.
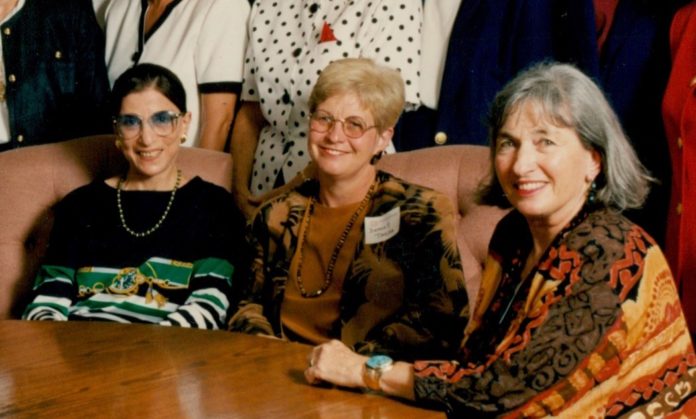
left=0, top=0, right=111, bottom=152
left=104, top=0, right=249, bottom=150
left=662, top=0, right=696, bottom=341
left=393, top=0, right=674, bottom=246
left=230, top=0, right=422, bottom=219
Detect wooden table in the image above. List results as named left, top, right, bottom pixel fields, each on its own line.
left=0, top=321, right=444, bottom=418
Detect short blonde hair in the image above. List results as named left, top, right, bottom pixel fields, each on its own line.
left=308, top=58, right=405, bottom=132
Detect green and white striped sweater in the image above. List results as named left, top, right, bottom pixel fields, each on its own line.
left=23, top=176, right=248, bottom=329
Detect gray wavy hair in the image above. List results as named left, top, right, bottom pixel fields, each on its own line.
left=478, top=62, right=652, bottom=211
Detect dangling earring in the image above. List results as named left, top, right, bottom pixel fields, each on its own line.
left=587, top=181, right=597, bottom=204
left=180, top=135, right=187, bottom=144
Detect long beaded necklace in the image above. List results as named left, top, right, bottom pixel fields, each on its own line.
left=294, top=181, right=377, bottom=298
left=116, top=169, right=181, bottom=238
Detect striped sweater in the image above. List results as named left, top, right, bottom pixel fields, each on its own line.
left=23, top=176, right=248, bottom=329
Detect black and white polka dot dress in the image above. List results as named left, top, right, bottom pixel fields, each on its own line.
left=242, top=0, right=422, bottom=194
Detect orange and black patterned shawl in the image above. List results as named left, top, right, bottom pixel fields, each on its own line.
left=414, top=207, right=696, bottom=417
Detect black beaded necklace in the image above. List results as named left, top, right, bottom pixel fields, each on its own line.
left=294, top=181, right=376, bottom=298
left=116, top=169, right=181, bottom=238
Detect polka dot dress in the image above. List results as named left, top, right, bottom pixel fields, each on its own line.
left=242, top=0, right=422, bottom=194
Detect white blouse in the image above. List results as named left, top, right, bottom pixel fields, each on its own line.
left=242, top=0, right=423, bottom=194
left=104, top=0, right=249, bottom=147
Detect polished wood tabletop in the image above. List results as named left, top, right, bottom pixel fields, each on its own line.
left=0, top=321, right=444, bottom=418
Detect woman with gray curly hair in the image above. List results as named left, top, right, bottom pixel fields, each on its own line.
left=304, top=62, right=696, bottom=417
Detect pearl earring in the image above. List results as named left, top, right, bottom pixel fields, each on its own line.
left=587, top=181, right=597, bottom=204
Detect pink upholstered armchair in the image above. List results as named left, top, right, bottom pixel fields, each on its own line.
left=378, top=146, right=508, bottom=302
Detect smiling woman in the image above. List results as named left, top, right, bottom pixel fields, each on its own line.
left=492, top=101, right=602, bottom=276
left=22, top=64, right=248, bottom=329
left=302, top=62, right=696, bottom=417
left=111, top=74, right=190, bottom=191
left=229, top=58, right=468, bottom=361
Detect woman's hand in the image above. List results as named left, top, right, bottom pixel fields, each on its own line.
left=305, top=340, right=368, bottom=388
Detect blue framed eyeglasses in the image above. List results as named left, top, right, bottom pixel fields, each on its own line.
left=113, top=110, right=184, bottom=140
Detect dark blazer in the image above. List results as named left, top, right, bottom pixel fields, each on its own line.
left=394, top=1, right=670, bottom=147
left=395, top=0, right=580, bottom=149
left=0, top=0, right=111, bottom=151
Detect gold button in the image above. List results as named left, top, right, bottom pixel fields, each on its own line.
left=8, top=74, right=15, bottom=83
left=690, top=75, right=696, bottom=88
left=677, top=202, right=683, bottom=215
left=3, top=28, right=10, bottom=36
left=678, top=137, right=684, bottom=149
left=434, top=131, right=448, bottom=145
left=54, top=51, right=62, bottom=59
left=17, top=134, right=23, bottom=143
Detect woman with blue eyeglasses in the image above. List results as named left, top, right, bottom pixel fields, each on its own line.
left=229, top=58, right=468, bottom=361
left=23, top=63, right=248, bottom=329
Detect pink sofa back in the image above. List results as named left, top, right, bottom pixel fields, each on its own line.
left=0, top=136, right=505, bottom=319
left=378, top=146, right=508, bottom=301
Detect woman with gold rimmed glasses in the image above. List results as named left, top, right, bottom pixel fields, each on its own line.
left=229, top=58, right=468, bottom=360
left=229, top=0, right=421, bottom=219
left=23, top=63, right=248, bottom=329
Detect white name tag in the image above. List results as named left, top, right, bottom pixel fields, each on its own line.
left=364, top=206, right=400, bottom=245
